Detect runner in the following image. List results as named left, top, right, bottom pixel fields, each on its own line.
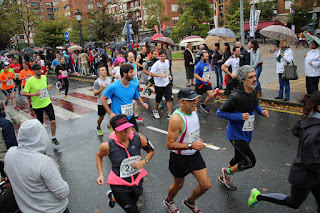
left=150, top=50, right=173, bottom=119
left=96, top=114, right=154, bottom=212
left=93, top=65, right=112, bottom=136
left=164, top=88, right=211, bottom=213
left=216, top=65, right=269, bottom=190
left=194, top=50, right=219, bottom=113
left=55, top=57, right=71, bottom=98
left=22, top=63, right=60, bottom=145
left=19, top=61, right=34, bottom=109
left=142, top=50, right=158, bottom=96
left=111, top=57, right=125, bottom=82
left=101, top=64, right=148, bottom=132
left=0, top=62, right=19, bottom=111
left=9, top=57, right=22, bottom=95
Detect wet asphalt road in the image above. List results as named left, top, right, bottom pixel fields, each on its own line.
left=6, top=77, right=318, bottom=213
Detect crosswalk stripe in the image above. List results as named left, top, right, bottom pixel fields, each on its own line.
left=53, top=105, right=82, bottom=120
left=61, top=95, right=97, bottom=110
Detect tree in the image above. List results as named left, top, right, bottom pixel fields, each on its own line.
left=170, top=0, right=212, bottom=42
left=225, top=8, right=240, bottom=33
left=287, top=0, right=315, bottom=31
left=227, top=0, right=250, bottom=21
left=69, top=19, right=91, bottom=44
left=144, top=0, right=169, bottom=31
left=33, top=17, right=68, bottom=48
left=256, top=0, right=276, bottom=22
left=88, top=6, right=124, bottom=42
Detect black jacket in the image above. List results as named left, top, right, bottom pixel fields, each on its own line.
left=288, top=115, right=320, bottom=188
left=239, top=47, right=250, bottom=66
left=212, top=50, right=223, bottom=66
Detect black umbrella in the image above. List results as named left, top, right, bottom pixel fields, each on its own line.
left=163, top=29, right=172, bottom=37
left=109, top=42, right=116, bottom=49
left=42, top=46, right=53, bottom=50
left=143, top=37, right=152, bottom=43
left=22, top=47, right=33, bottom=53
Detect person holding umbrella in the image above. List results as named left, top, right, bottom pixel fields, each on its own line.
left=184, top=43, right=195, bottom=87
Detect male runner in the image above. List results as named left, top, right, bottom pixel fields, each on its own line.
left=22, top=63, right=60, bottom=145
left=164, top=88, right=211, bottom=213
left=194, top=51, right=219, bottom=113
left=93, top=65, right=112, bottom=136
left=0, top=62, right=19, bottom=111
left=9, top=57, right=22, bottom=95
left=101, top=64, right=148, bottom=132
left=142, top=50, right=158, bottom=96
left=216, top=65, right=269, bottom=190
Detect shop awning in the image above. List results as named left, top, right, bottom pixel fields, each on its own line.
left=244, top=21, right=283, bottom=31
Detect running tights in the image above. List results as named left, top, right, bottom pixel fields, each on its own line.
left=257, top=184, right=320, bottom=212
left=112, top=191, right=139, bottom=213
left=61, top=78, right=69, bottom=95
left=229, top=140, right=256, bottom=171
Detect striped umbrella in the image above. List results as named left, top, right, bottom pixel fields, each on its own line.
left=260, top=25, right=298, bottom=42
left=179, top=35, right=205, bottom=47
left=303, top=33, right=320, bottom=45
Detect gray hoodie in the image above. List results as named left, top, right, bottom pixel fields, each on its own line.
left=4, top=119, right=69, bottom=213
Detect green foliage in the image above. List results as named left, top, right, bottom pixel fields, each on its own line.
left=88, top=6, right=124, bottom=42
left=69, top=19, right=91, bottom=44
left=227, top=0, right=250, bottom=21
left=170, top=0, right=212, bottom=42
left=225, top=8, right=240, bottom=32
left=144, top=0, right=169, bottom=31
left=33, top=17, right=69, bottom=48
left=256, top=0, right=276, bottom=21
left=287, top=0, right=315, bottom=30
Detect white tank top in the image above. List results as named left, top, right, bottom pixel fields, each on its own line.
left=172, top=109, right=200, bottom=156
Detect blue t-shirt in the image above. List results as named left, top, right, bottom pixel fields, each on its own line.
left=104, top=80, right=139, bottom=119
left=52, top=59, right=60, bottom=68
left=126, top=62, right=138, bottom=85
left=194, top=61, right=210, bottom=84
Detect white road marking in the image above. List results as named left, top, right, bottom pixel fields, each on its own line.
left=62, top=96, right=97, bottom=110
left=53, top=105, right=82, bottom=120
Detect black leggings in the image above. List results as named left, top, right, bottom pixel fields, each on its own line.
left=112, top=191, right=139, bottom=213
left=61, top=78, right=69, bottom=95
left=257, top=184, right=320, bottom=212
left=229, top=140, right=256, bottom=171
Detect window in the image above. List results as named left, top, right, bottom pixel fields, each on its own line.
left=136, top=11, right=140, bottom=17
left=19, top=35, right=24, bottom=39
left=47, top=8, right=53, bottom=12
left=172, top=17, right=179, bottom=24
left=285, top=0, right=293, bottom=10
left=130, top=2, right=134, bottom=8
left=220, top=13, right=224, bottom=18
left=64, top=12, right=70, bottom=16
left=88, top=3, right=94, bottom=9
left=63, top=4, right=69, bottom=10
left=210, top=4, right=214, bottom=8
left=123, top=4, right=127, bottom=10
left=97, top=3, right=102, bottom=7
left=46, top=2, right=52, bottom=6
left=135, top=1, right=139, bottom=7
left=171, top=4, right=177, bottom=12
left=48, top=14, right=54, bottom=20
left=30, top=2, right=38, bottom=6
left=33, top=8, right=39, bottom=12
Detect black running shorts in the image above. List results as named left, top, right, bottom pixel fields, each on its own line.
left=169, top=151, right=206, bottom=178
left=195, top=83, right=212, bottom=95
left=155, top=84, right=173, bottom=103
left=98, top=104, right=108, bottom=117
left=2, top=87, right=15, bottom=97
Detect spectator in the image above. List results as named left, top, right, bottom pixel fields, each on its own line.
left=304, top=41, right=320, bottom=94
left=79, top=50, right=90, bottom=76
left=184, top=43, right=195, bottom=87
left=212, top=43, right=223, bottom=89
left=249, top=40, right=263, bottom=97
left=235, top=41, right=250, bottom=66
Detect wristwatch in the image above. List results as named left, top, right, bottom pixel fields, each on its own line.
left=188, top=143, right=192, bottom=150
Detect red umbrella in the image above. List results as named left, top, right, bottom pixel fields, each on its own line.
left=154, top=37, right=175, bottom=46
left=151, top=34, right=164, bottom=41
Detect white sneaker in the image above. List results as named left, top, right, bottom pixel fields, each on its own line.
left=213, top=88, right=220, bottom=98
left=153, top=110, right=160, bottom=119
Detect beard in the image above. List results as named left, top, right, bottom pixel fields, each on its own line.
left=125, top=75, right=133, bottom=81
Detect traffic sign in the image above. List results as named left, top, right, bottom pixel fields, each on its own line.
left=64, top=31, right=70, bottom=41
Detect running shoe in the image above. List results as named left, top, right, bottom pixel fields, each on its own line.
left=106, top=190, right=116, bottom=208
left=153, top=110, right=160, bottom=119
left=248, top=188, right=260, bottom=207
left=218, top=168, right=237, bottom=190
left=97, top=127, right=103, bottom=136
left=167, top=114, right=172, bottom=119
left=142, top=86, right=147, bottom=95
left=14, top=107, right=19, bottom=111
left=4, top=101, right=8, bottom=106
left=135, top=116, right=144, bottom=123
left=148, top=89, right=152, bottom=96
left=51, top=138, right=60, bottom=145
left=163, top=198, right=180, bottom=213
left=213, top=88, right=220, bottom=98
left=183, top=198, right=202, bottom=213
left=200, top=104, right=210, bottom=113
left=58, top=89, right=61, bottom=95
left=108, top=125, right=113, bottom=133
left=159, top=103, right=163, bottom=108
left=65, top=95, right=70, bottom=99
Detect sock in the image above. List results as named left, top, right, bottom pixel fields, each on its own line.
left=227, top=168, right=233, bottom=175
left=52, top=137, right=56, bottom=140
left=187, top=199, right=194, bottom=205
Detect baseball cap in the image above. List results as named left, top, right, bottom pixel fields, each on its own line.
left=32, top=63, right=41, bottom=70
left=110, top=114, right=134, bottom=131
left=178, top=88, right=201, bottom=100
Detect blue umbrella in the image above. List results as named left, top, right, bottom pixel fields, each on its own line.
left=97, top=47, right=108, bottom=59
left=208, top=27, right=236, bottom=38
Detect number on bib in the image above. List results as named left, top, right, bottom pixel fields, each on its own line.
left=187, top=128, right=200, bottom=144
left=15, top=73, right=20, bottom=78
left=242, top=115, right=255, bottom=131
left=6, top=80, right=13, bottom=86
left=119, top=156, right=142, bottom=178
left=203, top=72, right=209, bottom=79
left=162, top=68, right=168, bottom=75
left=121, top=103, right=134, bottom=117
left=61, top=70, right=68, bottom=77
left=39, top=88, right=49, bottom=99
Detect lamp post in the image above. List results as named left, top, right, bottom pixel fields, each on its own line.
left=273, top=6, right=278, bottom=24
left=312, top=13, right=317, bottom=31
left=75, top=9, right=84, bottom=48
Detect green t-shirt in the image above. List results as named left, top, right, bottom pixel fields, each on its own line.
left=0, top=68, right=15, bottom=75
left=23, top=75, right=51, bottom=109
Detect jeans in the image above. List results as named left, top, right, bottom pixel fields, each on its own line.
left=278, top=73, right=290, bottom=99
left=214, top=65, right=223, bottom=88
left=255, top=66, right=262, bottom=91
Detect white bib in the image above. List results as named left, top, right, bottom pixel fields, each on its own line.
left=119, top=155, right=142, bottom=178
left=162, top=68, right=169, bottom=75
left=39, top=88, right=49, bottom=99
left=242, top=115, right=255, bottom=131
left=6, top=79, right=13, bottom=86
left=202, top=71, right=209, bottom=79
left=121, top=103, right=134, bottom=117
left=187, top=128, right=200, bottom=144
left=61, top=70, right=68, bottom=77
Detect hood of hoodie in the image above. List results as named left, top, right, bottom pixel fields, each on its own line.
left=17, top=119, right=49, bottom=153
left=299, top=112, right=320, bottom=129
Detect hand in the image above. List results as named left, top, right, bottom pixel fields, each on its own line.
left=35, top=90, right=41, bottom=96
left=309, top=61, right=313, bottom=66
left=230, top=73, right=237, bottom=79
left=161, top=74, right=167, bottom=78
left=115, top=76, right=118, bottom=79
left=96, top=176, right=104, bottom=185
left=304, top=54, right=307, bottom=58
left=281, top=54, right=284, bottom=57
left=203, top=78, right=209, bottom=82
left=142, top=103, right=148, bottom=109
left=169, top=75, right=172, bottom=80
left=242, top=112, right=250, bottom=120
left=100, top=83, right=105, bottom=89
left=190, top=62, right=193, bottom=65
left=133, top=160, right=146, bottom=170
left=191, top=139, right=205, bottom=151
left=48, top=84, right=53, bottom=90
left=212, top=54, right=215, bottom=57
left=262, top=110, right=269, bottom=118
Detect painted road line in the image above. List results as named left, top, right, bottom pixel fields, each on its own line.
left=63, top=95, right=97, bottom=110
left=53, top=105, right=82, bottom=121
left=7, top=108, right=33, bottom=124
left=203, top=143, right=220, bottom=150
left=146, top=126, right=168, bottom=134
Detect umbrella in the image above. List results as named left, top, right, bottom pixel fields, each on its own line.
left=63, top=43, right=70, bottom=48
left=42, top=46, right=53, bottom=50
left=21, top=47, right=33, bottom=53
left=301, top=25, right=312, bottom=31
left=163, top=29, right=172, bottom=37
left=154, top=37, right=175, bottom=46
left=0, top=50, right=8, bottom=55
left=151, top=34, right=164, bottom=41
left=97, top=47, right=108, bottom=59
left=208, top=27, right=236, bottom=38
left=56, top=46, right=64, bottom=49
left=303, top=33, right=320, bottom=46
left=114, top=42, right=125, bottom=50
left=109, top=42, right=116, bottom=49
left=143, top=36, right=152, bottom=43
left=179, top=35, right=205, bottom=47
left=33, top=47, right=42, bottom=51
left=205, top=36, right=226, bottom=51
left=6, top=50, right=18, bottom=55
left=68, top=45, right=83, bottom=52
left=260, top=25, right=298, bottom=42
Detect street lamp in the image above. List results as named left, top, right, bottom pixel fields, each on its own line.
left=273, top=6, right=278, bottom=24
left=312, top=13, right=317, bottom=31
left=75, top=9, right=84, bottom=48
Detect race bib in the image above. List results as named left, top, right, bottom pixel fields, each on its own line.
left=162, top=68, right=169, bottom=75
left=121, top=103, right=134, bottom=117
left=15, top=73, right=20, bottom=78
left=202, top=71, right=209, bottom=79
left=242, top=115, right=255, bottom=132
left=39, top=88, right=49, bottom=99
left=187, top=128, right=200, bottom=144
left=6, top=79, right=13, bottom=86
left=120, top=155, right=142, bottom=178
left=61, top=70, right=68, bottom=77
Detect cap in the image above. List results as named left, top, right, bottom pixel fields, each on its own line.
left=32, top=63, right=41, bottom=70
left=113, top=57, right=125, bottom=66
left=110, top=114, right=134, bottom=131
left=178, top=88, right=201, bottom=100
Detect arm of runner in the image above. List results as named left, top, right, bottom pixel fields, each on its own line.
left=93, top=82, right=105, bottom=96
left=194, top=73, right=208, bottom=82
left=101, top=94, right=115, bottom=118
left=136, top=96, right=148, bottom=109
left=221, top=64, right=236, bottom=78
left=22, top=90, right=41, bottom=97
left=135, top=55, right=143, bottom=69
left=96, top=142, right=109, bottom=185
left=133, top=135, right=154, bottom=170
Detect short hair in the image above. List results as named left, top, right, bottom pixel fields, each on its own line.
left=151, top=49, right=157, bottom=55
left=0, top=101, right=4, bottom=112
left=159, top=50, right=166, bottom=55
left=97, top=63, right=106, bottom=70
left=311, top=41, right=319, bottom=48
left=200, top=50, right=208, bottom=58
left=119, top=51, right=125, bottom=55
left=214, top=43, right=220, bottom=49
left=120, top=64, right=134, bottom=77
left=281, top=40, right=290, bottom=48
left=237, top=65, right=255, bottom=81
left=233, top=46, right=240, bottom=52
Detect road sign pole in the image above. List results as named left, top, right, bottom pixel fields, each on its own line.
left=127, top=21, right=132, bottom=52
